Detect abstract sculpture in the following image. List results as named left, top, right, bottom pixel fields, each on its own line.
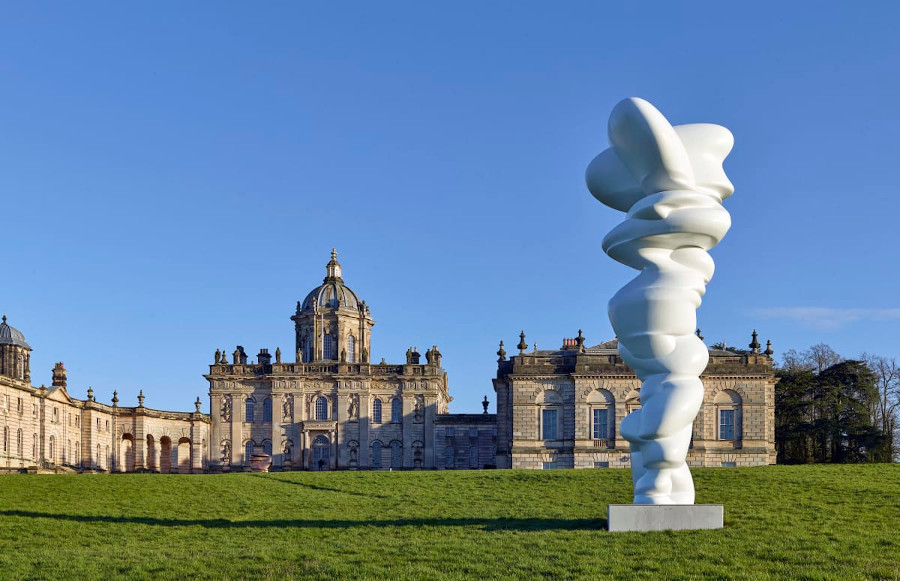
left=586, top=98, right=734, bottom=505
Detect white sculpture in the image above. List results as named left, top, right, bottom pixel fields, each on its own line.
left=586, top=98, right=734, bottom=505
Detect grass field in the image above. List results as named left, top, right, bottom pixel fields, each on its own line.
left=0, top=465, right=897, bottom=580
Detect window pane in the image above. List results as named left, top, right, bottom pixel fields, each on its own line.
left=593, top=408, right=608, bottom=440
left=372, top=399, right=382, bottom=423
left=720, top=409, right=735, bottom=440
left=316, top=397, right=328, bottom=421
left=542, top=409, right=558, bottom=440
left=263, top=399, right=272, bottom=422
left=392, top=398, right=402, bottom=423
left=245, top=399, right=254, bottom=422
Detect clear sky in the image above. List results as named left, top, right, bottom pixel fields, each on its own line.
left=2, top=2, right=898, bottom=413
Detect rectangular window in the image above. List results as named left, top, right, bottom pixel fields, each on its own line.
left=721, top=462, right=737, bottom=467
left=592, top=408, right=608, bottom=440
left=17, top=398, right=22, bottom=413
left=594, top=461, right=610, bottom=468
left=542, top=461, right=557, bottom=470
left=719, top=409, right=735, bottom=440
left=541, top=409, right=558, bottom=440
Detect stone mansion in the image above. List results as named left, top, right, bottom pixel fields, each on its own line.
left=1, top=251, right=776, bottom=473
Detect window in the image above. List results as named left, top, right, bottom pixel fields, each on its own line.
left=715, top=390, right=742, bottom=442
left=542, top=461, right=558, bottom=470
left=445, top=446, right=455, bottom=469
left=3, top=426, right=7, bottom=452
left=315, top=396, right=328, bottom=421
left=245, top=398, right=255, bottom=423
left=390, top=441, right=402, bottom=468
left=245, top=440, right=255, bottom=464
left=53, top=407, right=58, bottom=423
left=445, top=427, right=454, bottom=437
left=593, top=408, right=609, bottom=440
left=32, top=434, right=37, bottom=460
left=105, top=420, right=109, bottom=431
left=719, top=409, right=735, bottom=441
left=469, top=447, right=479, bottom=468
left=262, top=441, right=272, bottom=456
left=371, top=441, right=382, bottom=469
left=541, top=408, right=558, bottom=440
left=372, top=398, right=382, bottom=423
left=347, top=335, right=356, bottom=363
left=721, top=461, right=737, bottom=467
left=594, top=461, right=610, bottom=468
left=97, top=418, right=101, bottom=431
left=324, top=333, right=336, bottom=360
left=17, top=397, right=22, bottom=413
left=263, top=398, right=272, bottom=423
left=48, top=436, right=55, bottom=462
left=17, top=429, right=22, bottom=456
left=391, top=398, right=402, bottom=423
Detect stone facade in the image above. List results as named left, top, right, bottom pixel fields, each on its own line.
left=206, top=250, right=452, bottom=471
left=0, top=317, right=209, bottom=473
left=1, top=252, right=777, bottom=474
left=493, top=334, right=777, bottom=470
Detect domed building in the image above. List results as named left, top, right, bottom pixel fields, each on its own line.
left=0, top=315, right=32, bottom=383
left=205, top=250, right=467, bottom=471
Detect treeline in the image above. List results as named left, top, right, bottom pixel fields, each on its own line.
left=776, top=344, right=899, bottom=463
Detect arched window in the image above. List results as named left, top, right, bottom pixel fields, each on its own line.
left=324, top=333, right=336, bottom=360
left=245, top=398, right=255, bottom=423
left=715, top=390, right=743, bottom=442
left=262, top=440, right=272, bottom=456
left=390, top=441, right=402, bottom=468
left=245, top=440, right=255, bottom=464
left=445, top=446, right=455, bottom=469
left=315, top=396, right=328, bottom=421
left=587, top=389, right=615, bottom=442
left=371, top=441, right=382, bottom=469
left=347, top=335, right=357, bottom=363
left=537, top=390, right=562, bottom=440
left=391, top=398, right=402, bottom=423
left=372, top=398, right=382, bottom=423
left=263, top=398, right=272, bottom=423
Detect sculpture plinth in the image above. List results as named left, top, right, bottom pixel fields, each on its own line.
left=586, top=97, right=733, bottom=510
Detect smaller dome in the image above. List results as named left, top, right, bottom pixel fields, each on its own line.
left=0, top=315, right=31, bottom=349
left=298, top=250, right=363, bottom=313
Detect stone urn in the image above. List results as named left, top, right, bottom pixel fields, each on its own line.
left=249, top=453, right=272, bottom=473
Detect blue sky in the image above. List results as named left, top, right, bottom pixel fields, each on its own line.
left=2, top=2, right=898, bottom=413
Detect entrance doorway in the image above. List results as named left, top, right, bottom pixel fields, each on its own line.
left=312, top=435, right=330, bottom=470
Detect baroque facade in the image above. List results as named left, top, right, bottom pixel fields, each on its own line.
left=493, top=331, right=777, bottom=470
left=206, top=250, right=454, bottom=471
left=2, top=251, right=777, bottom=473
left=0, top=316, right=209, bottom=473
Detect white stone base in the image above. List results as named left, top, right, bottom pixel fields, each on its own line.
left=607, top=504, right=723, bottom=532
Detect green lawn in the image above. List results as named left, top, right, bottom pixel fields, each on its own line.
left=0, top=465, right=897, bottom=580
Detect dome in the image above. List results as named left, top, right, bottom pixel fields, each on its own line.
left=0, top=315, right=31, bottom=349
left=299, top=250, right=363, bottom=312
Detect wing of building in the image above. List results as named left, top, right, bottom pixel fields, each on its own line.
left=1, top=251, right=775, bottom=473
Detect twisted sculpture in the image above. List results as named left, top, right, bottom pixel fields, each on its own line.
left=586, top=98, right=734, bottom=504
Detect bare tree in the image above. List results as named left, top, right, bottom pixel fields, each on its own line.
left=781, top=344, right=842, bottom=374
left=861, top=353, right=900, bottom=459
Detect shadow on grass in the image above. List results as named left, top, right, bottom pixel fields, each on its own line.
left=249, top=473, right=388, bottom=498
left=0, top=510, right=606, bottom=531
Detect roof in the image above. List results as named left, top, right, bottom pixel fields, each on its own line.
left=0, top=315, right=31, bottom=349
left=299, top=250, right=364, bottom=313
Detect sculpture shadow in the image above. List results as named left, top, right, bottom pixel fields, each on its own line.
left=0, top=510, right=606, bottom=531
